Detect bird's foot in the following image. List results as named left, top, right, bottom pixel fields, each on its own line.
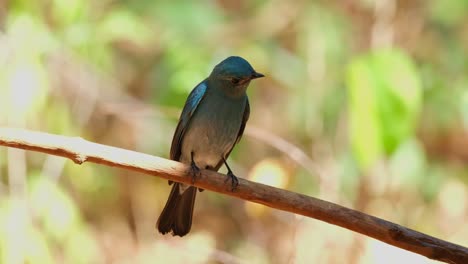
left=222, top=157, right=238, bottom=191
left=224, top=171, right=239, bottom=191
left=188, top=151, right=201, bottom=184
left=189, top=161, right=201, bottom=184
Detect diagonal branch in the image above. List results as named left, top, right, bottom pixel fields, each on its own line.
left=0, top=127, right=466, bottom=263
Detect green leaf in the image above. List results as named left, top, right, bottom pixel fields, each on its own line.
left=98, top=9, right=152, bottom=46
left=52, top=0, right=87, bottom=26
left=346, top=49, right=422, bottom=170
left=347, top=55, right=384, bottom=169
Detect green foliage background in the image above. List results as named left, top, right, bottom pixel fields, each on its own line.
left=0, top=1, right=467, bottom=263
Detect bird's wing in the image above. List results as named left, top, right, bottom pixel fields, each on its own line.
left=214, top=97, right=250, bottom=171
left=235, top=97, right=250, bottom=145
left=170, top=80, right=208, bottom=161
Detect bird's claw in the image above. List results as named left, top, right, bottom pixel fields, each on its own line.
left=188, top=151, right=201, bottom=184
left=189, top=162, right=201, bottom=184
left=224, top=171, right=239, bottom=191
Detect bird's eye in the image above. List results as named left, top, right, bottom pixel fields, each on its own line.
left=231, top=78, right=240, bottom=85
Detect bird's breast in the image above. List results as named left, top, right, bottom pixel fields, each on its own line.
left=180, top=93, right=246, bottom=169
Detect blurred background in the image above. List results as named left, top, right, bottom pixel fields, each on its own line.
left=0, top=0, right=467, bottom=263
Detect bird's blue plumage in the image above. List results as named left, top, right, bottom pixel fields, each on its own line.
left=211, top=56, right=256, bottom=79
left=157, top=56, right=263, bottom=237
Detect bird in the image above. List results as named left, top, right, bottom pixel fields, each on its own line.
left=157, top=56, right=264, bottom=237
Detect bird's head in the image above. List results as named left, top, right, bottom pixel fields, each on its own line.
left=209, top=56, right=264, bottom=97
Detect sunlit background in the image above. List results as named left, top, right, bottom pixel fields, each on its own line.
left=0, top=0, right=467, bottom=263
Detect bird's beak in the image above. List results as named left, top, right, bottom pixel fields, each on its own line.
left=250, top=72, right=265, bottom=79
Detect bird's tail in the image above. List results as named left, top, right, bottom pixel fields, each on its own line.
left=157, top=183, right=197, bottom=236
